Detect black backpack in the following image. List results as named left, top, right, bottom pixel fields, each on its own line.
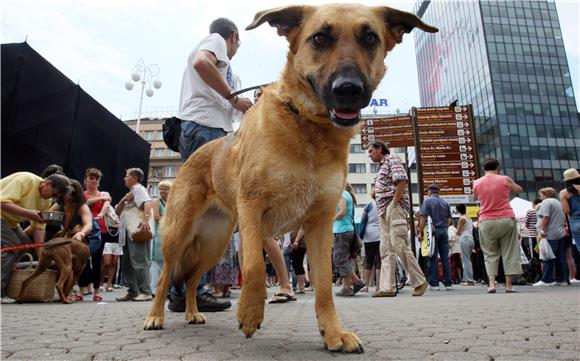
left=162, top=117, right=182, bottom=153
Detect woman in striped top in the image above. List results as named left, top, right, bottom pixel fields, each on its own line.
left=523, top=198, right=541, bottom=260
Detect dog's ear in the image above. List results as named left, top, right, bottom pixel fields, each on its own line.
left=246, top=6, right=306, bottom=37
left=378, top=7, right=438, bottom=44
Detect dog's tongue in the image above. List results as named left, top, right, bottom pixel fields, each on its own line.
left=333, top=109, right=359, bottom=120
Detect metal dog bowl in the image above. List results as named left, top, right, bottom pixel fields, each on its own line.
left=39, top=211, right=64, bottom=224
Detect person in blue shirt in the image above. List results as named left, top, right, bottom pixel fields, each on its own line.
left=333, top=183, right=365, bottom=296
left=417, top=184, right=453, bottom=291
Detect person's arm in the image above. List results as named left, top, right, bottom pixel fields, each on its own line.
left=86, top=192, right=111, bottom=206
left=539, top=216, right=550, bottom=237
left=456, top=217, right=466, bottom=235
left=192, top=50, right=252, bottom=113
left=72, top=205, right=93, bottom=242
left=1, top=202, right=45, bottom=223
left=152, top=198, right=161, bottom=222
left=98, top=200, right=111, bottom=219
left=560, top=189, right=571, bottom=215
left=141, top=200, right=152, bottom=232
left=32, top=227, right=45, bottom=244
left=507, top=177, right=523, bottom=193
left=333, top=197, right=347, bottom=221
left=115, top=192, right=133, bottom=216
left=392, top=180, right=407, bottom=205
left=417, top=215, right=426, bottom=236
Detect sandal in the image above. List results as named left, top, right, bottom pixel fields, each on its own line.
left=505, top=289, right=517, bottom=293
left=487, top=288, right=496, bottom=294
left=93, top=294, right=103, bottom=302
left=74, top=292, right=84, bottom=301
left=106, top=287, right=114, bottom=292
left=268, top=292, right=297, bottom=304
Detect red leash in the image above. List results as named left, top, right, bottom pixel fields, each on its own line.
left=0, top=242, right=46, bottom=253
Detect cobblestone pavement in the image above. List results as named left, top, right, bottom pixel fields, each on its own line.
left=2, top=283, right=579, bottom=361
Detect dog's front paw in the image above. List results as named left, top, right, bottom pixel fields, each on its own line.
left=236, top=292, right=264, bottom=338
left=143, top=316, right=164, bottom=330
left=186, top=312, right=206, bottom=324
left=323, top=331, right=364, bottom=354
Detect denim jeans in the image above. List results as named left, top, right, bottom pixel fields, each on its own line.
left=427, top=226, right=452, bottom=287
left=541, top=236, right=569, bottom=283
left=178, top=120, right=227, bottom=162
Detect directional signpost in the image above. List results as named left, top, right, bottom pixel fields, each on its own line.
left=360, top=115, right=414, bottom=149
left=415, top=105, right=479, bottom=204
left=360, top=105, right=479, bottom=205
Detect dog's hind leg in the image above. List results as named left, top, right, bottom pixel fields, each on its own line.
left=17, top=252, right=52, bottom=303
left=52, top=252, right=73, bottom=304
left=236, top=204, right=266, bottom=338
left=303, top=212, right=364, bottom=353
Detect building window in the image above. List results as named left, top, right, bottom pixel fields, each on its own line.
left=154, top=149, right=164, bottom=157
left=349, top=144, right=364, bottom=153
left=150, top=184, right=159, bottom=197
left=144, top=131, right=154, bottom=141
left=352, top=184, right=367, bottom=194
left=165, top=167, right=175, bottom=177
left=370, top=163, right=380, bottom=173
left=348, top=163, right=366, bottom=173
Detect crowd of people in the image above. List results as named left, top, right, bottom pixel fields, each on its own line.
left=2, top=15, right=579, bottom=306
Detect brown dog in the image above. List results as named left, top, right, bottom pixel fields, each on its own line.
left=144, top=4, right=437, bottom=352
left=18, top=237, right=89, bottom=304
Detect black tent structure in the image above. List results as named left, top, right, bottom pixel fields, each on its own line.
left=1, top=42, right=150, bottom=203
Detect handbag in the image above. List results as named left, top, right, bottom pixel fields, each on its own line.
left=104, top=206, right=120, bottom=236
left=538, top=237, right=556, bottom=261
left=421, top=216, right=435, bottom=257
left=131, top=227, right=153, bottom=242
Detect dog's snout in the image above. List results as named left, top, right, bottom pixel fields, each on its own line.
left=332, top=77, right=363, bottom=101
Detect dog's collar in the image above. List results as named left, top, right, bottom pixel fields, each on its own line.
left=287, top=97, right=331, bottom=125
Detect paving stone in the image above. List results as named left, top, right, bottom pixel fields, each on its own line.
left=2, top=285, right=579, bottom=360
left=181, top=351, right=238, bottom=361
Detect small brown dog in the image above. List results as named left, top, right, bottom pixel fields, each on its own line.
left=144, top=4, right=437, bottom=352
left=18, top=236, right=89, bottom=304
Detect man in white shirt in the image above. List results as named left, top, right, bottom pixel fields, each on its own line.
left=169, top=18, right=251, bottom=313
left=176, top=17, right=252, bottom=161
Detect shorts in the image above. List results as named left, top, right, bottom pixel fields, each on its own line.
left=333, top=231, right=354, bottom=277
left=103, top=242, right=123, bottom=256
left=363, top=241, right=381, bottom=270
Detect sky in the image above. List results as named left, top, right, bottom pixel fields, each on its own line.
left=2, top=0, right=579, bottom=121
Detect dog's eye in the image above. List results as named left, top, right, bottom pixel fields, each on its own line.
left=364, top=32, right=378, bottom=46
left=311, top=33, right=329, bottom=47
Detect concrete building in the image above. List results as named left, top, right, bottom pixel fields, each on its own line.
left=414, top=0, right=579, bottom=199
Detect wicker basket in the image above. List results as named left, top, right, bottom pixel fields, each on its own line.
left=6, top=253, right=57, bottom=303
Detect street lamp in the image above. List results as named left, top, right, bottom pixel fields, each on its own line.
left=124, top=59, right=162, bottom=134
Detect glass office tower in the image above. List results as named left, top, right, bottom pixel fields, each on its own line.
left=414, top=0, right=579, bottom=199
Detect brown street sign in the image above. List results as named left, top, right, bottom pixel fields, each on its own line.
left=420, top=144, right=474, bottom=154
left=422, top=160, right=476, bottom=170
left=421, top=152, right=475, bottom=162
left=360, top=115, right=415, bottom=148
left=422, top=177, right=474, bottom=188
left=416, top=105, right=469, bottom=114
left=418, top=128, right=473, bottom=138
left=423, top=169, right=476, bottom=177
